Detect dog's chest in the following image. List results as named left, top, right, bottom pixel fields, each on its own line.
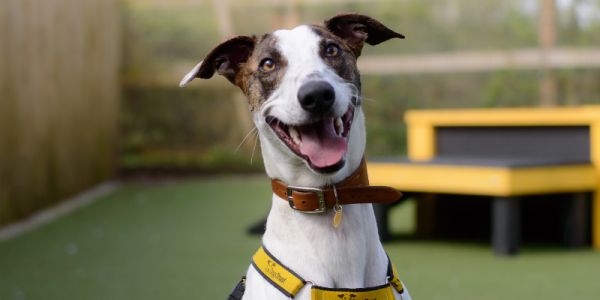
left=263, top=201, right=388, bottom=287
left=244, top=232, right=406, bottom=300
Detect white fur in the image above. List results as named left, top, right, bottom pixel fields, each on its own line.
left=241, top=25, right=412, bottom=299
left=179, top=61, right=202, bottom=87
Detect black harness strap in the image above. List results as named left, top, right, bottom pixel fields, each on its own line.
left=227, top=276, right=246, bottom=300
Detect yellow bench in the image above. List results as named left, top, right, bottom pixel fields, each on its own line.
left=368, top=106, right=600, bottom=255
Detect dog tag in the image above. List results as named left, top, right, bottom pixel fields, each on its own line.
left=333, top=205, right=343, bottom=228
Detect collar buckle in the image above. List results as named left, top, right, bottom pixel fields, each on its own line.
left=286, top=186, right=327, bottom=213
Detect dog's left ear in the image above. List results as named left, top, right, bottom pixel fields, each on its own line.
left=324, top=13, right=404, bottom=57
left=180, top=35, right=256, bottom=87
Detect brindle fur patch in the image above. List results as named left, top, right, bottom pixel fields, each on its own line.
left=310, top=25, right=362, bottom=93
left=237, top=34, right=288, bottom=111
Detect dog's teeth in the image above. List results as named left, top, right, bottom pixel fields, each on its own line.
left=335, top=117, right=343, bottom=135
left=289, top=127, right=301, bottom=144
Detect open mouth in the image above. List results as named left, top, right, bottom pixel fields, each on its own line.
left=266, top=107, right=355, bottom=173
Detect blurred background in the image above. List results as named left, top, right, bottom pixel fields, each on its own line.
left=119, top=0, right=600, bottom=172
left=1, top=0, right=600, bottom=299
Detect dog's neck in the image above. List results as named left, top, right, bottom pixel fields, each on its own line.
left=262, top=189, right=388, bottom=288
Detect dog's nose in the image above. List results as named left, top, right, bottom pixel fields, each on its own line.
left=297, top=81, right=335, bottom=114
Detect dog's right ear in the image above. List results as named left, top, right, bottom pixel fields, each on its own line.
left=179, top=36, right=256, bottom=87
left=324, top=13, right=404, bottom=57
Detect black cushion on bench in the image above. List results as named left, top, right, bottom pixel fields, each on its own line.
left=436, top=126, right=590, bottom=161
left=372, top=125, right=591, bottom=168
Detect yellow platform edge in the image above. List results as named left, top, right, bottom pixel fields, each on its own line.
left=405, top=106, right=600, bottom=126
left=368, top=163, right=597, bottom=197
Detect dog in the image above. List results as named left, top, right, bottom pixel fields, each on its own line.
left=180, top=13, right=411, bottom=300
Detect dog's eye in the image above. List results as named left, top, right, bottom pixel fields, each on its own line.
left=325, top=43, right=340, bottom=57
left=259, top=58, right=276, bottom=72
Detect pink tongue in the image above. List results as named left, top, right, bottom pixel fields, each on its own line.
left=298, top=118, right=347, bottom=168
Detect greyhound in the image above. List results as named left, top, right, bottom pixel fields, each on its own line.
left=180, top=13, right=411, bottom=300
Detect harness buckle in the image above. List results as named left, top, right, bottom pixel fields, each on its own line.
left=286, top=186, right=326, bottom=213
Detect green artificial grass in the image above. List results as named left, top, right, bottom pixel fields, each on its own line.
left=1, top=177, right=599, bottom=300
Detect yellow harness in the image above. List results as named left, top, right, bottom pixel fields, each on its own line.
left=251, top=246, right=405, bottom=300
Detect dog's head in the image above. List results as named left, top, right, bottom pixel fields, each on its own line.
left=181, top=13, right=403, bottom=186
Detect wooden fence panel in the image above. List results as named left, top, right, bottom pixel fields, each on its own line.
left=0, top=0, right=121, bottom=225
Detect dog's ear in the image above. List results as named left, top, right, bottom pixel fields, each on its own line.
left=179, top=35, right=256, bottom=87
left=324, top=13, right=404, bottom=57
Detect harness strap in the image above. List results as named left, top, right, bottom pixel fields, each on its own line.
left=227, top=276, right=246, bottom=300
left=252, top=245, right=404, bottom=299
left=311, top=284, right=395, bottom=300
left=252, top=246, right=306, bottom=297
left=388, top=260, right=405, bottom=294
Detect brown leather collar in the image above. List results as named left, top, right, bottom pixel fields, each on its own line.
left=271, top=159, right=402, bottom=213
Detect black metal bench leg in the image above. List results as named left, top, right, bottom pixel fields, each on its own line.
left=563, top=192, right=589, bottom=248
left=373, top=203, right=391, bottom=242
left=492, top=197, right=520, bottom=256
